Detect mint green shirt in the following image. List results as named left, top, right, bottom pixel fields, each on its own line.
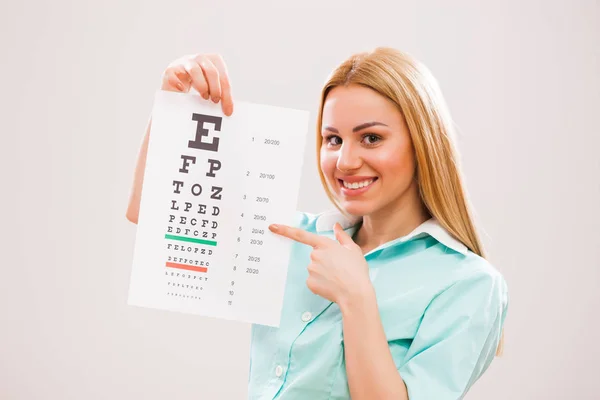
left=249, top=210, right=508, bottom=399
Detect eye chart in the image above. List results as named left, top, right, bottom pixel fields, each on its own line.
left=128, top=90, right=309, bottom=327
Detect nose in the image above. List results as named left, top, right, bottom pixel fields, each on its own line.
left=336, top=142, right=362, bottom=172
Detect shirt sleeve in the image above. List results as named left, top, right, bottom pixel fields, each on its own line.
left=397, top=269, right=509, bottom=400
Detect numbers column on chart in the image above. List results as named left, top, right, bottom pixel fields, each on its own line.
left=225, top=134, right=284, bottom=308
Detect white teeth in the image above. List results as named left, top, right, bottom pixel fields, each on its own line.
left=342, top=179, right=374, bottom=189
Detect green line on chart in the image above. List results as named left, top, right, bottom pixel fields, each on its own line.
left=165, top=234, right=217, bottom=246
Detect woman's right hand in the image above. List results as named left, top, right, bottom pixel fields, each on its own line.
left=160, top=53, right=234, bottom=116
left=126, top=53, right=234, bottom=224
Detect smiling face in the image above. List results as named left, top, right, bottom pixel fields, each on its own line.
left=320, top=84, right=421, bottom=217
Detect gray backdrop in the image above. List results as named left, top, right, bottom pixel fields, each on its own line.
left=1, top=0, right=598, bottom=399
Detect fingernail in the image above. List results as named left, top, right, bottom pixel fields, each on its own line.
left=176, top=82, right=184, bottom=91
left=213, top=96, right=221, bottom=103
left=269, top=224, right=279, bottom=232
left=202, top=93, right=209, bottom=100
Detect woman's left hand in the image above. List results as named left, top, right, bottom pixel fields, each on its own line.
left=268, top=222, right=372, bottom=306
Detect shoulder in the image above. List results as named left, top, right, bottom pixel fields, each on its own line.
left=412, top=236, right=508, bottom=295
left=439, top=252, right=509, bottom=315
left=400, top=243, right=509, bottom=316
left=454, top=252, right=507, bottom=290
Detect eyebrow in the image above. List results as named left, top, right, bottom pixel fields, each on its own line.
left=323, top=121, right=388, bottom=134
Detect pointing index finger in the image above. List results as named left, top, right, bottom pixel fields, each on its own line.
left=268, top=224, right=326, bottom=248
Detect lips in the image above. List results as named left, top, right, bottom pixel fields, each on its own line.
left=337, top=177, right=378, bottom=196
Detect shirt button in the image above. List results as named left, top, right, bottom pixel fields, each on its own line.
left=301, top=311, right=312, bottom=322
left=275, top=365, right=284, bottom=377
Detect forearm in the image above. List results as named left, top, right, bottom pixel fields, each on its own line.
left=125, top=116, right=152, bottom=224
left=340, top=286, right=408, bottom=400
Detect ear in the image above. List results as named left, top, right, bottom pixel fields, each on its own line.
left=333, top=222, right=356, bottom=248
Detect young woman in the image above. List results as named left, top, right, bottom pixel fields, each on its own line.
left=126, top=47, right=508, bottom=400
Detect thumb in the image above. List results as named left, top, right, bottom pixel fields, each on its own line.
left=333, top=223, right=356, bottom=248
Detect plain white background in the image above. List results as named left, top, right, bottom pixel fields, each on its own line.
left=1, top=0, right=598, bottom=399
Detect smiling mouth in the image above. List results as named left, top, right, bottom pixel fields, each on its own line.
left=337, top=177, right=378, bottom=194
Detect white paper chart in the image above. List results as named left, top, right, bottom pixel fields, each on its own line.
left=128, top=90, right=309, bottom=327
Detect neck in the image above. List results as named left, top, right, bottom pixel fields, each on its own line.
left=353, top=183, right=431, bottom=254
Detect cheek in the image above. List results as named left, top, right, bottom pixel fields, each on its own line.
left=374, top=149, right=415, bottom=183
left=320, top=150, right=337, bottom=176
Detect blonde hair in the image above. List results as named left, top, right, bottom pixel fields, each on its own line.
left=315, top=47, right=504, bottom=356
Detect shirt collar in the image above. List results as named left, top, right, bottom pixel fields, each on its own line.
left=315, top=209, right=468, bottom=256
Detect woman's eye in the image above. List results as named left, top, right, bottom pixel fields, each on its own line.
left=325, top=135, right=342, bottom=146
left=363, top=134, right=381, bottom=145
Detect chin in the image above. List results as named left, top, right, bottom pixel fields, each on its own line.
left=337, top=200, right=375, bottom=217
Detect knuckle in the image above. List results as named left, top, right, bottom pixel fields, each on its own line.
left=195, top=55, right=210, bottom=67
left=166, top=76, right=180, bottom=88
left=206, top=67, right=220, bottom=80
left=191, top=53, right=205, bottom=63
left=188, top=63, right=202, bottom=75
left=195, top=58, right=207, bottom=69
left=193, top=53, right=206, bottom=62
left=161, top=76, right=179, bottom=91
left=160, top=70, right=169, bottom=83
left=196, top=56, right=217, bottom=75
left=161, top=67, right=174, bottom=80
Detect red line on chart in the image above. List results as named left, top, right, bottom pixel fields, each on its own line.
left=166, top=262, right=208, bottom=273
